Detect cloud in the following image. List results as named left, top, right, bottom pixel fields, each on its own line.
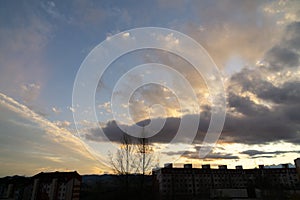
left=84, top=114, right=211, bottom=145
left=163, top=148, right=239, bottom=160
left=264, top=46, right=299, bottom=71
left=0, top=6, right=51, bottom=101
left=68, top=106, right=76, bottom=113
left=70, top=0, right=131, bottom=30
left=20, top=83, right=41, bottom=103
left=187, top=152, right=239, bottom=160
left=258, top=81, right=300, bottom=105
left=229, top=68, right=300, bottom=105
left=97, top=102, right=111, bottom=113
left=218, top=20, right=300, bottom=145
left=283, top=22, right=300, bottom=51
left=40, top=1, right=69, bottom=23
left=2, top=0, right=299, bottom=171
left=86, top=63, right=300, bottom=146
left=228, top=92, right=269, bottom=116
left=89, top=1, right=299, bottom=146
left=0, top=93, right=84, bottom=155
left=241, top=150, right=300, bottom=157
left=263, top=0, right=300, bottom=25
left=93, top=1, right=299, bottom=127
left=84, top=95, right=300, bottom=146
left=54, top=120, right=71, bottom=128
left=179, top=0, right=284, bottom=69
left=0, top=92, right=103, bottom=176
left=262, top=21, right=300, bottom=71
left=52, top=107, right=61, bottom=114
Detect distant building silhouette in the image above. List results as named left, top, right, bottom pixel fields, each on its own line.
left=153, top=159, right=300, bottom=200
left=31, top=171, right=81, bottom=200
left=0, top=175, right=31, bottom=199
left=0, top=171, right=81, bottom=200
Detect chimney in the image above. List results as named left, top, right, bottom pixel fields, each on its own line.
left=259, top=165, right=264, bottom=169
left=235, top=165, right=243, bottom=170
left=202, top=164, right=211, bottom=169
left=218, top=165, right=227, bottom=169
left=184, top=164, right=192, bottom=169
left=164, top=163, right=173, bottom=168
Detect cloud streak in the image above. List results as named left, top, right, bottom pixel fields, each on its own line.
left=0, top=92, right=103, bottom=176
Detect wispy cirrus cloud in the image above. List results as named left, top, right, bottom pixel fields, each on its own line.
left=0, top=92, right=104, bottom=176
left=0, top=4, right=51, bottom=102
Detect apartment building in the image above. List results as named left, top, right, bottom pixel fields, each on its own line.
left=30, top=171, right=81, bottom=200
left=153, top=159, right=300, bottom=199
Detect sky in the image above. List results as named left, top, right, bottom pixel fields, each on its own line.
left=0, top=0, right=300, bottom=176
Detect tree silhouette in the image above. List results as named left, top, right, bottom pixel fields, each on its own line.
left=108, top=129, right=156, bottom=199
left=108, top=134, right=137, bottom=175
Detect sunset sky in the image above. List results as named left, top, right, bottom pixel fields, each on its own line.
left=0, top=0, right=300, bottom=176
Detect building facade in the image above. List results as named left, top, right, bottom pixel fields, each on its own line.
left=31, top=171, right=81, bottom=200
left=153, top=161, right=300, bottom=199
left=0, top=171, right=81, bottom=200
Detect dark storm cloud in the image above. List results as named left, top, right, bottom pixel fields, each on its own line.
left=86, top=80, right=300, bottom=146
left=258, top=81, right=300, bottom=104
left=85, top=115, right=209, bottom=144
left=86, top=82, right=300, bottom=146
left=85, top=96, right=299, bottom=145
left=264, top=46, right=299, bottom=71
left=221, top=112, right=298, bottom=145
left=228, top=92, right=269, bottom=116
left=241, top=150, right=300, bottom=157
left=85, top=118, right=180, bottom=143
left=229, top=68, right=274, bottom=96
left=224, top=56, right=300, bottom=144
left=230, top=69, right=300, bottom=105
left=164, top=150, right=239, bottom=160
left=283, top=22, right=300, bottom=52
left=223, top=27, right=300, bottom=144
left=263, top=21, right=300, bottom=71
left=253, top=155, right=274, bottom=159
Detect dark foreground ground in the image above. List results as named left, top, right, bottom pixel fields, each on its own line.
left=81, top=174, right=156, bottom=200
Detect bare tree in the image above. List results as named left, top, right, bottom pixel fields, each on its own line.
left=108, top=134, right=137, bottom=175
left=108, top=134, right=138, bottom=195
left=108, top=130, right=157, bottom=199
left=136, top=137, right=154, bottom=175
left=108, top=131, right=156, bottom=176
left=136, top=128, right=156, bottom=199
